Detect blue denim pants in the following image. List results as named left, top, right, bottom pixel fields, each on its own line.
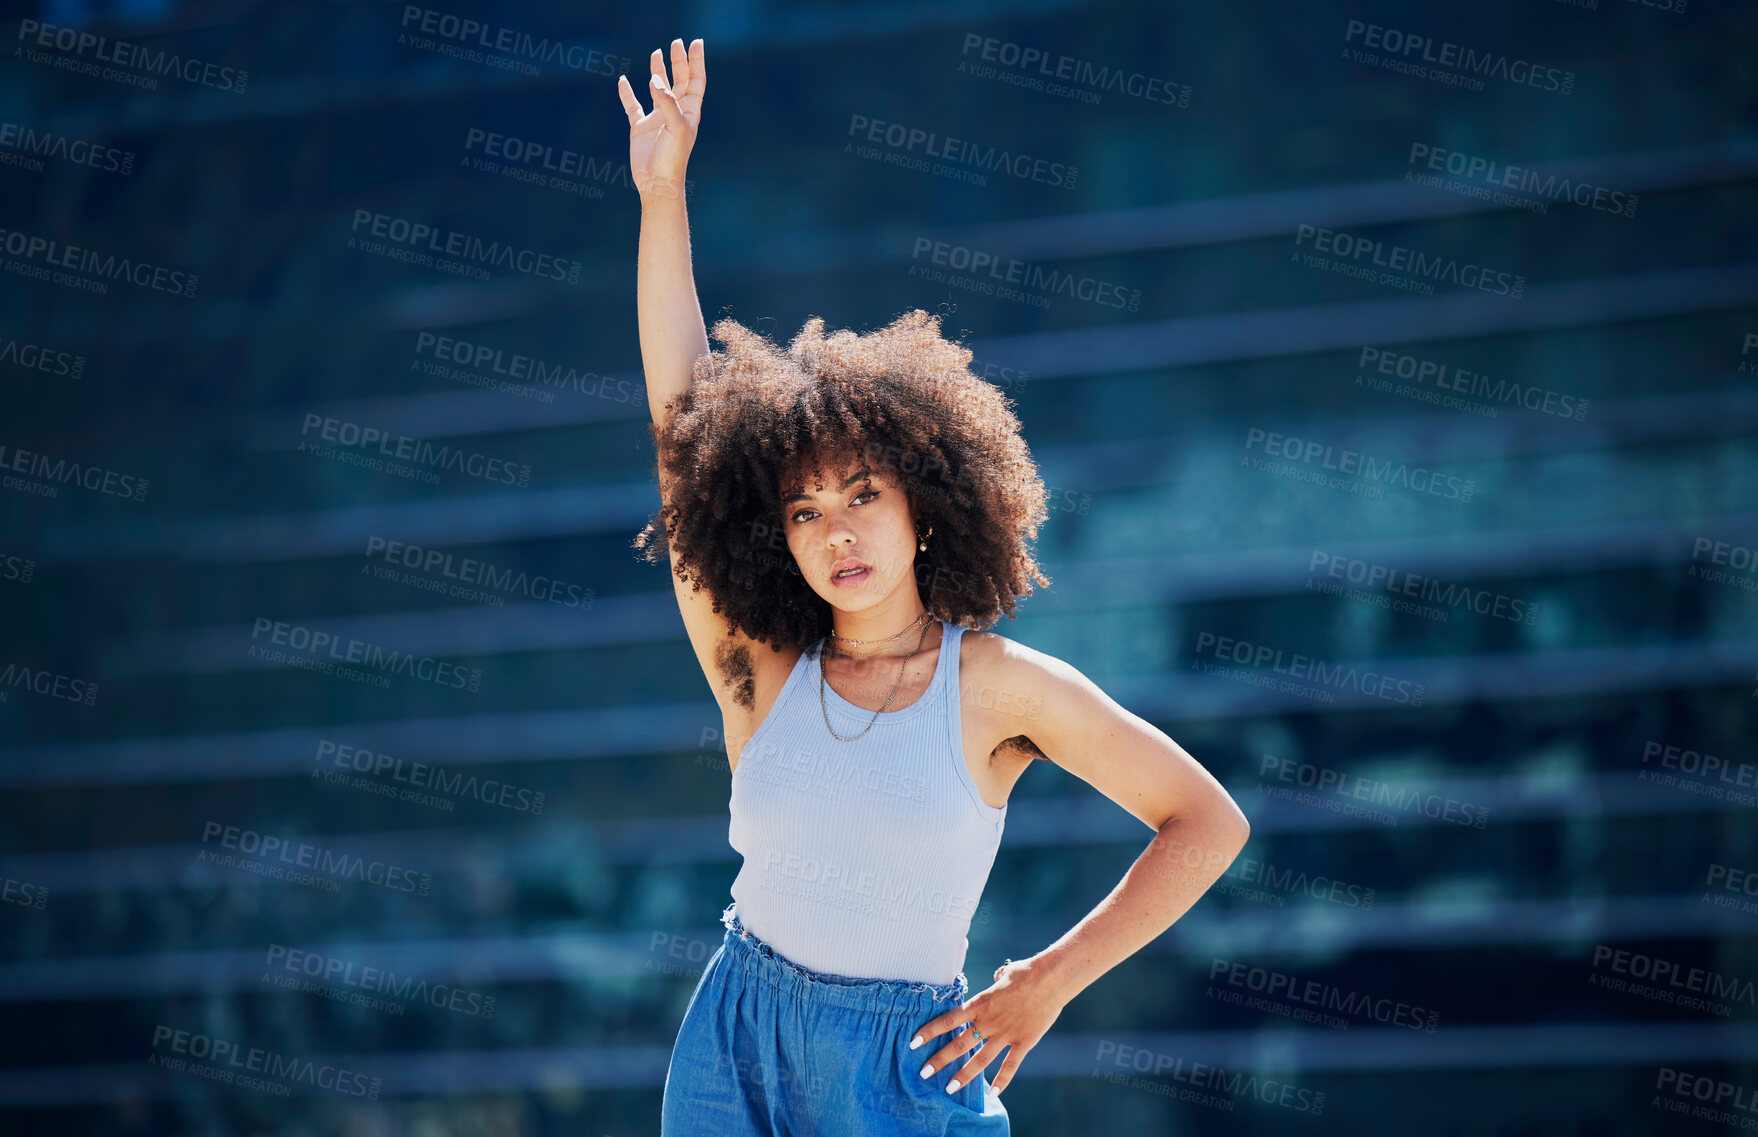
left=661, top=902, right=1011, bottom=1135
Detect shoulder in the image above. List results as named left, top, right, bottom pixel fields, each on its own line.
left=955, top=626, right=1090, bottom=760
left=957, top=624, right=1082, bottom=696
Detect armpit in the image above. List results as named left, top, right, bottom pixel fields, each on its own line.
left=996, top=734, right=1052, bottom=763
left=716, top=641, right=756, bottom=711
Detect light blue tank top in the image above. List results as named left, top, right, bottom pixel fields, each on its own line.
left=727, top=620, right=1007, bottom=985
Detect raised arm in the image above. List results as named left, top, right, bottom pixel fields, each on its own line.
left=619, top=40, right=793, bottom=740
left=617, top=39, right=709, bottom=424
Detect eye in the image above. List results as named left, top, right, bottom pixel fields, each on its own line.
left=789, top=489, right=878, bottom=524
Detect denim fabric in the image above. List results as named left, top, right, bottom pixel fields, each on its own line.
left=661, top=902, right=1011, bottom=1135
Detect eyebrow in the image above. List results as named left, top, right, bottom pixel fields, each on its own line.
left=781, top=466, right=875, bottom=505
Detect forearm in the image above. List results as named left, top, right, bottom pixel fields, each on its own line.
left=636, top=188, right=710, bottom=426
left=1034, top=803, right=1249, bottom=1005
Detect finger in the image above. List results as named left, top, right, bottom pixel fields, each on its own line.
left=649, top=47, right=666, bottom=85
left=923, top=1025, right=983, bottom=1076
left=947, top=1039, right=1003, bottom=1093
left=909, top=1011, right=957, bottom=1050
left=669, top=37, right=688, bottom=92
left=649, top=74, right=688, bottom=133
left=990, top=1050, right=1025, bottom=1094
left=688, top=38, right=706, bottom=99
left=910, top=999, right=976, bottom=1050
left=615, top=74, right=645, bottom=125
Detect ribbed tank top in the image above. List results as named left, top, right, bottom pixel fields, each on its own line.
left=726, top=620, right=1007, bottom=986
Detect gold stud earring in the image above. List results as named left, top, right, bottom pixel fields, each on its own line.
left=917, top=524, right=933, bottom=552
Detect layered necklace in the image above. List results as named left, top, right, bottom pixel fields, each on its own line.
left=818, top=609, right=937, bottom=742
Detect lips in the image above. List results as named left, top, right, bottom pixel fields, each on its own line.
left=830, top=558, right=871, bottom=584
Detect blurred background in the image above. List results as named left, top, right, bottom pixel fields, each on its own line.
left=1, top=0, right=1754, bottom=1133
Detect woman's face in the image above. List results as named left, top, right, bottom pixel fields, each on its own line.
left=780, top=451, right=920, bottom=611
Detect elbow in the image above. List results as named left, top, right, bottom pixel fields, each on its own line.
left=1218, top=793, right=1251, bottom=851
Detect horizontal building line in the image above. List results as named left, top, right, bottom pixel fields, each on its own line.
left=393, top=142, right=1758, bottom=331
left=976, top=263, right=1758, bottom=380
left=38, top=383, right=1755, bottom=564
left=2, top=642, right=1751, bottom=786
left=0, top=889, right=1746, bottom=1004
left=0, top=769, right=1730, bottom=886
left=0, top=1020, right=1754, bottom=1104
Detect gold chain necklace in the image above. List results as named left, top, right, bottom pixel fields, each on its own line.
left=829, top=609, right=933, bottom=650
left=819, top=616, right=936, bottom=742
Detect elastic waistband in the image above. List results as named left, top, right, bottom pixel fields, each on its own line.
left=719, top=901, right=969, bottom=1020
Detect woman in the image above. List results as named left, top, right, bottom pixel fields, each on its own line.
left=619, top=39, right=1252, bottom=1135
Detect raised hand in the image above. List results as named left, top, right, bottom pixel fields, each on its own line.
left=616, top=37, right=705, bottom=201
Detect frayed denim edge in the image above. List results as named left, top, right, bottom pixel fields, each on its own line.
left=719, top=901, right=970, bottom=1004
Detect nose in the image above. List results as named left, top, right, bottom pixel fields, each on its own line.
left=825, top=518, right=857, bottom=550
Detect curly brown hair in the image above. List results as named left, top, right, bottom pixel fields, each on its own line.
left=632, top=309, right=1052, bottom=652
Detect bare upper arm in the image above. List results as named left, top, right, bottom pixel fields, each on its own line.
left=655, top=450, right=798, bottom=742
left=987, top=637, right=1250, bottom=835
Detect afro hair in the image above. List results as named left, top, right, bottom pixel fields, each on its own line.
left=633, top=309, right=1053, bottom=652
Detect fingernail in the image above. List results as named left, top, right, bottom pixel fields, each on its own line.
left=919, top=1063, right=932, bottom=1079
left=909, top=1036, right=922, bottom=1050
left=947, top=1079, right=961, bottom=1093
